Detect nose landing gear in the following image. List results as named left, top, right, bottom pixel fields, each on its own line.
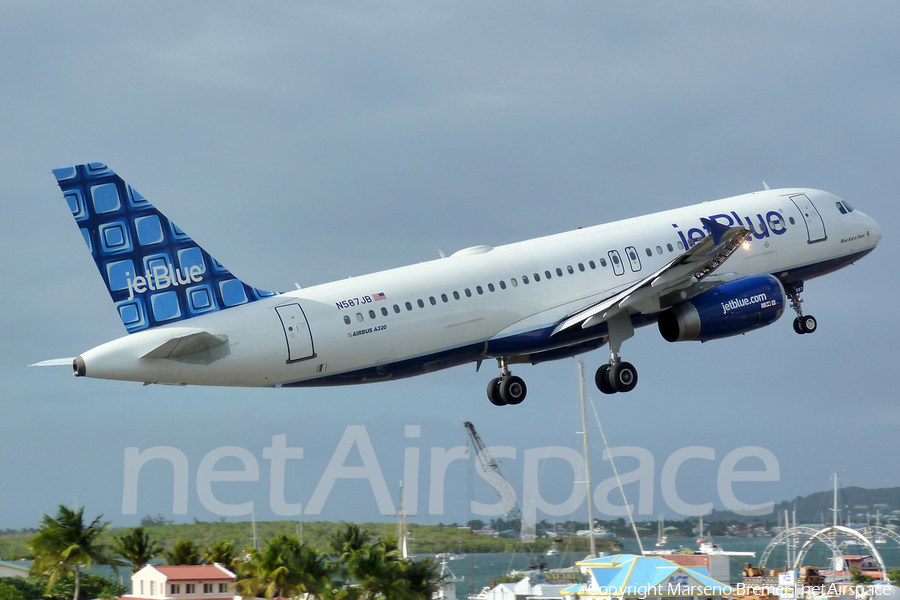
left=787, top=282, right=817, bottom=334
left=486, top=357, right=527, bottom=406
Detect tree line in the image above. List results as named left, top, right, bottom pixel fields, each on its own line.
left=2, top=505, right=442, bottom=600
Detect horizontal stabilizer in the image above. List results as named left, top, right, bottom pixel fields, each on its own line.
left=141, top=331, right=228, bottom=359
left=28, top=358, right=76, bottom=367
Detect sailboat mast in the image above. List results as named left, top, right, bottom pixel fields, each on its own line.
left=578, top=361, right=597, bottom=558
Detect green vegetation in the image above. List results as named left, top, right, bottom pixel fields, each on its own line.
left=113, top=526, right=163, bottom=573
left=28, top=506, right=123, bottom=600
left=888, top=568, right=900, bottom=586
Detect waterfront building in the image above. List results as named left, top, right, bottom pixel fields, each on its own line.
left=561, top=554, right=729, bottom=600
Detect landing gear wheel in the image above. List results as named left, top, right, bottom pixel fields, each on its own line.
left=610, top=361, right=638, bottom=393
left=500, top=375, right=527, bottom=405
left=793, top=317, right=804, bottom=335
left=800, top=315, right=817, bottom=334
left=595, top=364, right=617, bottom=395
left=487, top=377, right=506, bottom=406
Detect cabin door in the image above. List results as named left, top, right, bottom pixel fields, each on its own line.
left=790, top=194, right=827, bottom=243
left=276, top=303, right=316, bottom=363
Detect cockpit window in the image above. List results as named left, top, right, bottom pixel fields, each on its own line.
left=835, top=200, right=855, bottom=214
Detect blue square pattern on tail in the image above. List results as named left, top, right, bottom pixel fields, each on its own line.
left=53, top=163, right=276, bottom=333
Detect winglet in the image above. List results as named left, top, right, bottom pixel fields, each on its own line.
left=699, top=217, right=730, bottom=246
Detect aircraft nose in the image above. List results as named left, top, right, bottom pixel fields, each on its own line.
left=867, top=214, right=882, bottom=246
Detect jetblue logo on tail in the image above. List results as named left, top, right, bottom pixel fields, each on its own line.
left=53, top=163, right=276, bottom=333
left=125, top=264, right=204, bottom=301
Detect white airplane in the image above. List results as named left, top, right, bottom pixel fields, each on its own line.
left=33, top=162, right=881, bottom=405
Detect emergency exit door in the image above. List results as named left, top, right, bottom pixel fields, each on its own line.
left=276, top=304, right=316, bottom=363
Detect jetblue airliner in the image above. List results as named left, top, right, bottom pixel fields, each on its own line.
left=33, top=163, right=881, bottom=405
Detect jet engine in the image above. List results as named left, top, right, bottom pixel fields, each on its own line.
left=658, top=274, right=785, bottom=342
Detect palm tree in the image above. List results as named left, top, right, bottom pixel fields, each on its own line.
left=203, top=540, right=238, bottom=570
left=342, top=539, right=406, bottom=600
left=164, top=540, right=202, bottom=565
left=114, top=527, right=163, bottom=573
left=29, top=505, right=121, bottom=600
left=237, top=534, right=334, bottom=599
left=397, top=558, right=442, bottom=599
left=329, top=523, right=371, bottom=559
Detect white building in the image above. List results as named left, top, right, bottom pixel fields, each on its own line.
left=122, top=564, right=237, bottom=600
left=0, top=560, right=29, bottom=579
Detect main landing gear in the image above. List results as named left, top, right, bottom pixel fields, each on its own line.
left=595, top=355, right=638, bottom=394
left=594, top=311, right=638, bottom=394
left=787, top=282, right=817, bottom=335
left=486, top=357, right=527, bottom=406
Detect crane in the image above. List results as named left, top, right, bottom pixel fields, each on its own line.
left=463, top=421, right=547, bottom=571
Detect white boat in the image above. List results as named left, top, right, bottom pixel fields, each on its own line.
left=655, top=515, right=668, bottom=548
left=433, top=556, right=465, bottom=600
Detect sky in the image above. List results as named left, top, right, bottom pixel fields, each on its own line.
left=2, top=1, right=899, bottom=533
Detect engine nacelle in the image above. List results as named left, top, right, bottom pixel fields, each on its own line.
left=658, top=274, right=786, bottom=342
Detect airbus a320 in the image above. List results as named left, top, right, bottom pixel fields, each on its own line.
left=32, top=163, right=881, bottom=405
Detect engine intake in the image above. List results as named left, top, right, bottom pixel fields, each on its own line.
left=658, top=274, right=785, bottom=342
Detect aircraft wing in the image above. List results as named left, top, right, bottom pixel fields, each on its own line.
left=552, top=218, right=750, bottom=336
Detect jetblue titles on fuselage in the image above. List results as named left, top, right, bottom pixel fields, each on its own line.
left=36, top=163, right=881, bottom=404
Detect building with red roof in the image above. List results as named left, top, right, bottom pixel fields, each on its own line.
left=121, top=564, right=237, bottom=600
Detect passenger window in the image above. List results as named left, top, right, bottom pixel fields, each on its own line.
left=476, top=286, right=483, bottom=295
left=343, top=315, right=351, bottom=325
left=667, top=243, right=673, bottom=252
left=578, top=263, right=585, bottom=272
left=628, top=250, right=637, bottom=260
left=405, top=302, right=413, bottom=311
left=612, top=254, right=620, bottom=265
left=368, top=309, right=376, bottom=319
left=677, top=241, right=684, bottom=250
left=356, top=313, right=364, bottom=322
left=600, top=258, right=607, bottom=267
left=381, top=307, right=388, bottom=316
left=429, top=296, right=436, bottom=305
left=510, top=278, right=517, bottom=287
left=556, top=267, right=563, bottom=276
left=465, top=288, right=472, bottom=297
left=499, top=280, right=506, bottom=289
left=453, top=291, right=460, bottom=300
left=789, top=217, right=796, bottom=224
left=417, top=299, right=425, bottom=308
left=589, top=260, right=596, bottom=269
left=545, top=270, right=552, bottom=279
left=441, top=293, right=448, bottom=302
left=393, top=304, right=400, bottom=314
left=645, top=248, right=652, bottom=257
left=522, top=275, right=529, bottom=284
left=533, top=273, right=540, bottom=281
left=656, top=246, right=662, bottom=254
left=488, top=283, right=495, bottom=292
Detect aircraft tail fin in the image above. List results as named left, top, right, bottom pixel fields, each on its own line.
left=52, top=162, right=277, bottom=333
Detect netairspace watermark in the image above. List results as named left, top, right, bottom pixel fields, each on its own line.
left=122, top=425, right=779, bottom=537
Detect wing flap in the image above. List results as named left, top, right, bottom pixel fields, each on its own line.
left=552, top=220, right=750, bottom=336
